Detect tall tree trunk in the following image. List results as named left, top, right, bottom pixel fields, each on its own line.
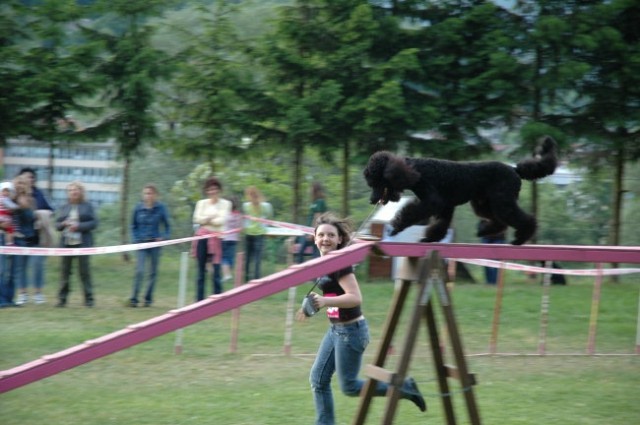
left=529, top=46, right=543, bottom=244
left=293, top=139, right=303, bottom=224
left=608, top=145, right=625, bottom=282
left=47, top=140, right=55, bottom=198
left=120, top=156, right=131, bottom=262
left=609, top=145, right=624, bottom=247
left=341, top=140, right=350, bottom=218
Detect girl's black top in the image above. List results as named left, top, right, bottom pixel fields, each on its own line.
left=317, top=266, right=362, bottom=323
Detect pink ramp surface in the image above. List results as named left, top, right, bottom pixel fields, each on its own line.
left=377, top=242, right=640, bottom=263
left=0, top=241, right=374, bottom=394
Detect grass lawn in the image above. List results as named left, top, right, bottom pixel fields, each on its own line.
left=1, top=247, right=639, bottom=424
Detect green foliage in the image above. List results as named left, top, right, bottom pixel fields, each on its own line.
left=2, top=0, right=639, bottom=247
left=168, top=146, right=371, bottom=227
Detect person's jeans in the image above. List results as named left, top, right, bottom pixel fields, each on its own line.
left=221, top=240, right=237, bottom=268
left=196, top=239, right=222, bottom=300
left=29, top=255, right=46, bottom=291
left=481, top=236, right=505, bottom=284
left=12, top=237, right=28, bottom=292
left=244, top=234, right=264, bottom=281
left=131, top=247, right=161, bottom=304
left=0, top=233, right=14, bottom=306
left=484, top=266, right=499, bottom=284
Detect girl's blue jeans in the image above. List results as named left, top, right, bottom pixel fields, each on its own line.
left=309, top=319, right=419, bottom=425
left=309, top=320, right=381, bottom=425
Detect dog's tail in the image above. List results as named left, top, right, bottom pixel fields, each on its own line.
left=515, top=136, right=558, bottom=181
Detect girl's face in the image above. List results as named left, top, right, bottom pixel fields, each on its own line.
left=315, top=223, right=342, bottom=256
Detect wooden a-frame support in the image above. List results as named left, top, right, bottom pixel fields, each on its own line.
left=353, top=251, right=481, bottom=425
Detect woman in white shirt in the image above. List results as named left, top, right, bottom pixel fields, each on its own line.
left=192, top=177, right=231, bottom=300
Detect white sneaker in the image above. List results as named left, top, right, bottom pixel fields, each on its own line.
left=33, top=293, right=46, bottom=304
left=16, top=293, right=28, bottom=305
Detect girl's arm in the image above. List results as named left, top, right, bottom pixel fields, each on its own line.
left=314, top=273, right=362, bottom=309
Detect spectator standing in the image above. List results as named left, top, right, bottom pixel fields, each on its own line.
left=19, top=167, right=55, bottom=304
left=221, top=195, right=243, bottom=282
left=13, top=174, right=39, bottom=306
left=297, top=182, right=327, bottom=263
left=128, top=184, right=171, bottom=307
left=242, top=186, right=273, bottom=281
left=55, top=181, right=98, bottom=307
left=192, top=177, right=231, bottom=300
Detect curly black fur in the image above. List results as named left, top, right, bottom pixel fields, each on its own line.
left=363, top=137, right=558, bottom=245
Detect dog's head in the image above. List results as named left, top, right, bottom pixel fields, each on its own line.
left=363, top=151, right=420, bottom=205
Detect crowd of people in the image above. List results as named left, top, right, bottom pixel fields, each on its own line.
left=0, top=172, right=327, bottom=308
left=0, top=168, right=55, bottom=308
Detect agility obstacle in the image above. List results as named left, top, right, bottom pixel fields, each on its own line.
left=355, top=251, right=480, bottom=425
left=0, top=241, right=373, bottom=394
left=1, top=239, right=639, bottom=402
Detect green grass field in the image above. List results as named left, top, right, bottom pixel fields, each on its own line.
left=1, top=247, right=639, bottom=425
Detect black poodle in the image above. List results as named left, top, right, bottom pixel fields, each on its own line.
left=363, top=137, right=558, bottom=245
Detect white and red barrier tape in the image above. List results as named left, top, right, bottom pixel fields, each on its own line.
left=2, top=215, right=639, bottom=278
left=0, top=215, right=312, bottom=256
left=453, top=258, right=640, bottom=276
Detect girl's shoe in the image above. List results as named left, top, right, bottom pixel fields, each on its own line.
left=405, top=378, right=427, bottom=412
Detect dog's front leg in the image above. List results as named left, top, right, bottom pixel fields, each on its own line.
left=424, top=208, right=454, bottom=242
left=389, top=200, right=432, bottom=236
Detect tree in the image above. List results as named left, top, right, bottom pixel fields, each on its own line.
left=156, top=1, right=258, bottom=168
left=396, top=1, right=529, bottom=159
left=81, top=0, right=175, bottom=258
left=568, top=0, right=640, bottom=248
left=254, top=0, right=430, bottom=218
left=520, top=0, right=640, bottom=245
left=0, top=0, right=32, bottom=149
left=2, top=1, right=100, bottom=191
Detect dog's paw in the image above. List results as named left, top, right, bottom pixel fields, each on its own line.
left=420, top=236, right=438, bottom=243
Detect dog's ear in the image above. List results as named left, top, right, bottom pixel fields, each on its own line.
left=363, top=152, right=390, bottom=185
left=384, top=155, right=420, bottom=189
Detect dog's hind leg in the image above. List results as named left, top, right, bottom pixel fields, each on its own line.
left=471, top=200, right=507, bottom=237
left=476, top=219, right=508, bottom=238
left=423, top=208, right=453, bottom=242
left=389, top=199, right=432, bottom=236
left=494, top=202, right=536, bottom=245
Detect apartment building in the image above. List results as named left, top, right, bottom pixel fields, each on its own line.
left=2, top=137, right=123, bottom=208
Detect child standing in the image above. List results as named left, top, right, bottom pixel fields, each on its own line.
left=221, top=195, right=243, bottom=282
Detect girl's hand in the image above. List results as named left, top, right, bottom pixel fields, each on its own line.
left=309, top=292, right=324, bottom=309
